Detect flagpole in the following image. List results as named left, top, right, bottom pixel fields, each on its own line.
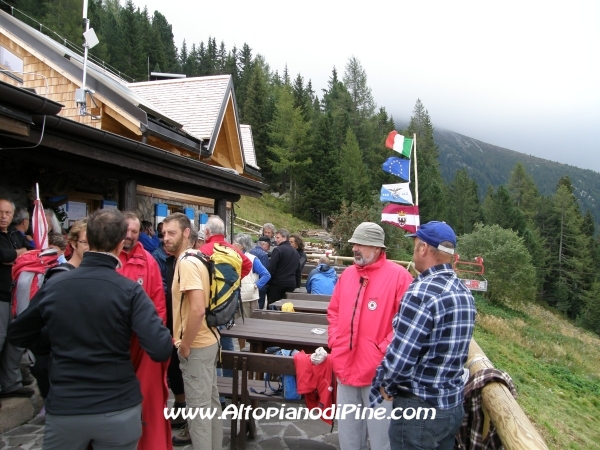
left=36, top=183, right=40, bottom=200
left=413, top=133, right=419, bottom=207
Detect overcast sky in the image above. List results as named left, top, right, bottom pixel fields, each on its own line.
left=134, top=0, right=600, bottom=173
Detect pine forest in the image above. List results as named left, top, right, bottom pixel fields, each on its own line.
left=5, top=0, right=600, bottom=337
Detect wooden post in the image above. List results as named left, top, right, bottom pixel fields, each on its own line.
left=214, top=198, right=227, bottom=223
left=413, top=133, right=419, bottom=208
left=118, top=179, right=137, bottom=211
left=466, top=340, right=548, bottom=450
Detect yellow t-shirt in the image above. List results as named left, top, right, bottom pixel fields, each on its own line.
left=172, top=252, right=218, bottom=348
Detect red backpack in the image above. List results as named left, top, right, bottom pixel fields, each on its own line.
left=11, top=249, right=61, bottom=318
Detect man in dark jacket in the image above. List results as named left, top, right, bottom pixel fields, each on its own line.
left=306, top=256, right=338, bottom=295
left=8, top=208, right=172, bottom=450
left=267, top=228, right=300, bottom=304
left=10, top=206, right=35, bottom=250
left=0, top=198, right=31, bottom=400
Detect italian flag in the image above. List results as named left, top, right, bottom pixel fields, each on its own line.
left=385, top=131, right=413, bottom=158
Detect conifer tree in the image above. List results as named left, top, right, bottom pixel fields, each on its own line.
left=151, top=11, right=180, bottom=73
left=343, top=56, right=375, bottom=120
left=508, top=162, right=540, bottom=220
left=116, top=0, right=146, bottom=81
left=267, top=87, right=311, bottom=195
left=243, top=62, right=272, bottom=182
left=447, top=168, right=482, bottom=235
left=540, top=177, right=592, bottom=318
left=483, top=185, right=527, bottom=234
left=236, top=43, right=254, bottom=119
left=296, top=113, right=342, bottom=227
left=42, top=0, right=84, bottom=46
left=339, top=129, right=370, bottom=205
left=178, top=39, right=188, bottom=72
left=407, top=99, right=446, bottom=222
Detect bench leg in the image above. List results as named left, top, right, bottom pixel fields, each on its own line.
left=247, top=402, right=258, bottom=439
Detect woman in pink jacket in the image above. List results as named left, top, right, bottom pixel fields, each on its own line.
left=327, top=222, right=413, bottom=450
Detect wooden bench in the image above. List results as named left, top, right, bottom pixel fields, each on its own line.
left=252, top=309, right=329, bottom=325
left=286, top=292, right=331, bottom=302
left=219, top=350, right=300, bottom=449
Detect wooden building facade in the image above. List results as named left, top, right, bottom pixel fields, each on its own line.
left=0, top=10, right=264, bottom=229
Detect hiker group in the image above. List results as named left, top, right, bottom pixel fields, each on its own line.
left=2, top=194, right=476, bottom=450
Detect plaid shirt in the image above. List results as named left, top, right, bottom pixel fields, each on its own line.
left=456, top=368, right=517, bottom=450
left=370, top=263, right=476, bottom=409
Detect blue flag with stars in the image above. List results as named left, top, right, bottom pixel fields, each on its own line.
left=382, top=157, right=411, bottom=182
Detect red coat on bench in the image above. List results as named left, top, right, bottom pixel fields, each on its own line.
left=293, top=351, right=337, bottom=425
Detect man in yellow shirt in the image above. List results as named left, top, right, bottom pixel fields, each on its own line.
left=162, top=213, right=222, bottom=450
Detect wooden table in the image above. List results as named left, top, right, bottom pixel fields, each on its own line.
left=272, top=299, right=329, bottom=314
left=220, top=318, right=329, bottom=354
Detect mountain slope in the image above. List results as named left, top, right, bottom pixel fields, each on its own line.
left=434, top=128, right=600, bottom=223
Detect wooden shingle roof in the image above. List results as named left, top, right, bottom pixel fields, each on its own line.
left=129, top=75, right=232, bottom=142
left=240, top=124, right=260, bottom=170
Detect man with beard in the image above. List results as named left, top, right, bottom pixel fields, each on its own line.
left=327, top=222, right=413, bottom=450
left=162, top=213, right=222, bottom=450
left=118, top=212, right=170, bottom=450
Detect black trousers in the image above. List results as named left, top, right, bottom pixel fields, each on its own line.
left=167, top=345, right=185, bottom=396
left=267, top=285, right=295, bottom=305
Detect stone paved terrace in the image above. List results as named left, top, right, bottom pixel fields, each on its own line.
left=1, top=399, right=341, bottom=449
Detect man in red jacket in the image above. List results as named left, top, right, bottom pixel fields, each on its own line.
left=327, top=222, right=413, bottom=450
left=118, top=212, right=171, bottom=450
left=199, top=215, right=251, bottom=278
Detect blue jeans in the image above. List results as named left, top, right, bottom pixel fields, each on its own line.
left=219, top=336, right=234, bottom=377
left=217, top=335, right=234, bottom=405
left=389, top=397, right=464, bottom=450
left=258, top=286, right=267, bottom=310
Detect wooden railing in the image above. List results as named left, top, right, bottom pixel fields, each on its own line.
left=233, top=217, right=262, bottom=235
left=305, top=253, right=418, bottom=276
left=467, top=340, right=548, bottom=450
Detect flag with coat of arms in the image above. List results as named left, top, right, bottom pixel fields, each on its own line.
left=381, top=204, right=420, bottom=233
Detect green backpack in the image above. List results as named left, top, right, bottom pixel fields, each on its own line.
left=180, top=243, right=242, bottom=328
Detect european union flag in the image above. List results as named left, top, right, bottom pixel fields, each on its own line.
left=382, top=157, right=410, bottom=182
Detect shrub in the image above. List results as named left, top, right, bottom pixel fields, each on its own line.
left=331, top=198, right=413, bottom=262
left=458, top=223, right=537, bottom=304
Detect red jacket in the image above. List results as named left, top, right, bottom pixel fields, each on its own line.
left=200, top=234, right=252, bottom=279
left=118, top=242, right=171, bottom=450
left=294, top=351, right=336, bottom=425
left=327, top=253, right=413, bottom=387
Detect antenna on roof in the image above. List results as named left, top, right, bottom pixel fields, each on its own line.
left=75, top=0, right=100, bottom=118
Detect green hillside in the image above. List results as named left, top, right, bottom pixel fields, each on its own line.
left=474, top=296, right=600, bottom=449
left=435, top=128, right=600, bottom=224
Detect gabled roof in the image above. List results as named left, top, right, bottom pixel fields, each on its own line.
left=129, top=75, right=236, bottom=151
left=129, top=76, right=247, bottom=173
left=240, top=124, right=260, bottom=170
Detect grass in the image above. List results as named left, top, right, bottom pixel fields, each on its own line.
left=474, top=295, right=600, bottom=449
left=234, top=195, right=317, bottom=234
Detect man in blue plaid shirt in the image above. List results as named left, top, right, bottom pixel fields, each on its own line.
left=370, top=221, right=475, bottom=450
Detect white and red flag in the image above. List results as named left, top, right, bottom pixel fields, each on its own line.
left=32, top=183, right=48, bottom=250
left=381, top=204, right=420, bottom=233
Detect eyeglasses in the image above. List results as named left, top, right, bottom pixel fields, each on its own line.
left=77, top=240, right=89, bottom=245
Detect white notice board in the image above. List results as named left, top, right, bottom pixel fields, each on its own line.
left=67, top=201, right=88, bottom=221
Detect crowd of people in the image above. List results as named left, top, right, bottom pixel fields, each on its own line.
left=1, top=196, right=476, bottom=450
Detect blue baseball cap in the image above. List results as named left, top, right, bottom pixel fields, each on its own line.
left=406, top=221, right=456, bottom=254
